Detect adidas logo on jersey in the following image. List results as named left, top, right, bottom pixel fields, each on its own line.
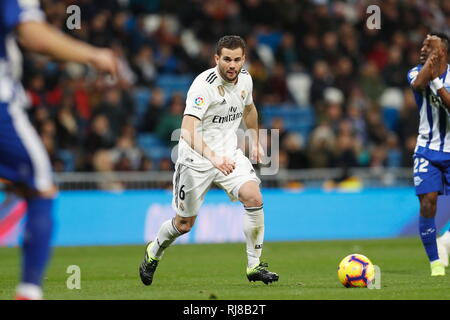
left=220, top=99, right=227, bottom=105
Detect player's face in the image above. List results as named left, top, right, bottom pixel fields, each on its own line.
left=215, top=48, right=245, bottom=83
left=420, top=38, right=432, bottom=64
left=419, top=35, right=446, bottom=64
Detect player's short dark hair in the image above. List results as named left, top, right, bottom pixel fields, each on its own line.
left=215, top=35, right=246, bottom=56
left=429, top=31, right=450, bottom=54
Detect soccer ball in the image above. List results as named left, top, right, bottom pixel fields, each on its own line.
left=337, top=254, right=375, bottom=288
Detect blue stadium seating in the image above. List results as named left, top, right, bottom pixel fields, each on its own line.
left=132, top=75, right=193, bottom=128
left=261, top=105, right=316, bottom=140
left=382, top=107, right=400, bottom=132
left=57, top=149, right=75, bottom=172
left=132, top=88, right=152, bottom=128
left=155, top=74, right=193, bottom=99
left=136, top=133, right=172, bottom=165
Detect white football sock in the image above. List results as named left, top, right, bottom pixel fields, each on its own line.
left=148, top=218, right=182, bottom=259
left=439, top=230, right=450, bottom=249
left=16, top=283, right=43, bottom=300
left=244, top=205, right=265, bottom=269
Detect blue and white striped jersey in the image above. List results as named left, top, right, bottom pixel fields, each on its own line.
left=408, top=64, right=450, bottom=152
left=0, top=0, right=44, bottom=104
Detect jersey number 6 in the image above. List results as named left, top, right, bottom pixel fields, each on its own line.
left=179, top=185, right=186, bottom=200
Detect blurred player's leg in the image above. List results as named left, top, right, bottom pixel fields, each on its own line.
left=16, top=194, right=54, bottom=300
left=437, top=229, right=450, bottom=267
left=0, top=102, right=56, bottom=299
left=437, top=169, right=450, bottom=267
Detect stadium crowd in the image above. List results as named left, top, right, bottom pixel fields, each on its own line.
left=22, top=0, right=450, bottom=180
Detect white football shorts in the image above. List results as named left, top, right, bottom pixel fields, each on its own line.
left=171, top=150, right=261, bottom=217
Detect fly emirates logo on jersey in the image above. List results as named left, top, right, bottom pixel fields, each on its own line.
left=212, top=106, right=243, bottom=124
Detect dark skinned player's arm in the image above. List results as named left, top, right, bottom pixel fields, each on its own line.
left=428, top=50, right=450, bottom=112
left=411, top=57, right=433, bottom=91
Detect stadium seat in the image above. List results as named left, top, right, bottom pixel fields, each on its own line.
left=382, top=108, right=400, bottom=132
left=57, top=149, right=75, bottom=172
left=156, top=74, right=194, bottom=100
left=136, top=133, right=172, bottom=164
left=132, top=88, right=152, bottom=128
left=137, top=133, right=164, bottom=149
left=261, top=105, right=316, bottom=140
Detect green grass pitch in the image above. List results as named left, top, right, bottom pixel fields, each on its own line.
left=1, top=237, right=450, bottom=300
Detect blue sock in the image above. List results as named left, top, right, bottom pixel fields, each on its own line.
left=419, top=216, right=439, bottom=262
left=22, top=196, right=54, bottom=286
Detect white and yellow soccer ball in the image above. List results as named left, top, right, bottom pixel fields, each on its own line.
left=338, top=254, right=375, bottom=288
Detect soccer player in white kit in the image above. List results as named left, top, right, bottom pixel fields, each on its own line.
left=139, top=35, right=279, bottom=285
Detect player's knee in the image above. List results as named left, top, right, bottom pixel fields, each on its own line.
left=175, top=217, right=194, bottom=234
left=176, top=223, right=192, bottom=234
left=242, top=194, right=263, bottom=209
left=420, top=195, right=437, bottom=218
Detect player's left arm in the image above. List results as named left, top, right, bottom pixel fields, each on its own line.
left=243, top=103, right=264, bottom=163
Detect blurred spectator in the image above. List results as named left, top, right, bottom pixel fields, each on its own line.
left=54, top=95, right=79, bottom=150
left=92, top=149, right=124, bottom=191
left=308, top=122, right=335, bottom=168
left=142, top=88, right=166, bottom=133
left=275, top=32, right=299, bottom=73
left=264, top=62, right=290, bottom=104
left=299, top=33, right=322, bottom=70
left=365, top=107, right=389, bottom=147
left=155, top=93, right=184, bottom=146
left=84, top=114, right=116, bottom=156
left=347, top=103, right=368, bottom=159
left=333, top=56, right=355, bottom=102
left=132, top=45, right=157, bottom=86
left=381, top=46, right=409, bottom=88
left=270, top=117, right=288, bottom=145
left=332, top=119, right=359, bottom=170
left=321, top=31, right=341, bottom=67
left=110, top=135, right=145, bottom=171
left=359, top=61, right=386, bottom=104
left=282, top=132, right=309, bottom=169
left=385, top=132, right=402, bottom=168
left=309, top=60, right=333, bottom=109
left=93, top=88, right=128, bottom=137
left=27, top=74, right=47, bottom=107
left=139, top=156, right=154, bottom=171
left=20, top=0, right=447, bottom=178
left=322, top=87, right=345, bottom=131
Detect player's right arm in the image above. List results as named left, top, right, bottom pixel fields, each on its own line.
left=411, top=36, right=441, bottom=91
left=181, top=115, right=235, bottom=176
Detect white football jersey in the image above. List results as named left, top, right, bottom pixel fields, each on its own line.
left=178, top=66, right=254, bottom=170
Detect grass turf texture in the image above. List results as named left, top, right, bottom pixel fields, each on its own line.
left=1, top=237, right=450, bottom=300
